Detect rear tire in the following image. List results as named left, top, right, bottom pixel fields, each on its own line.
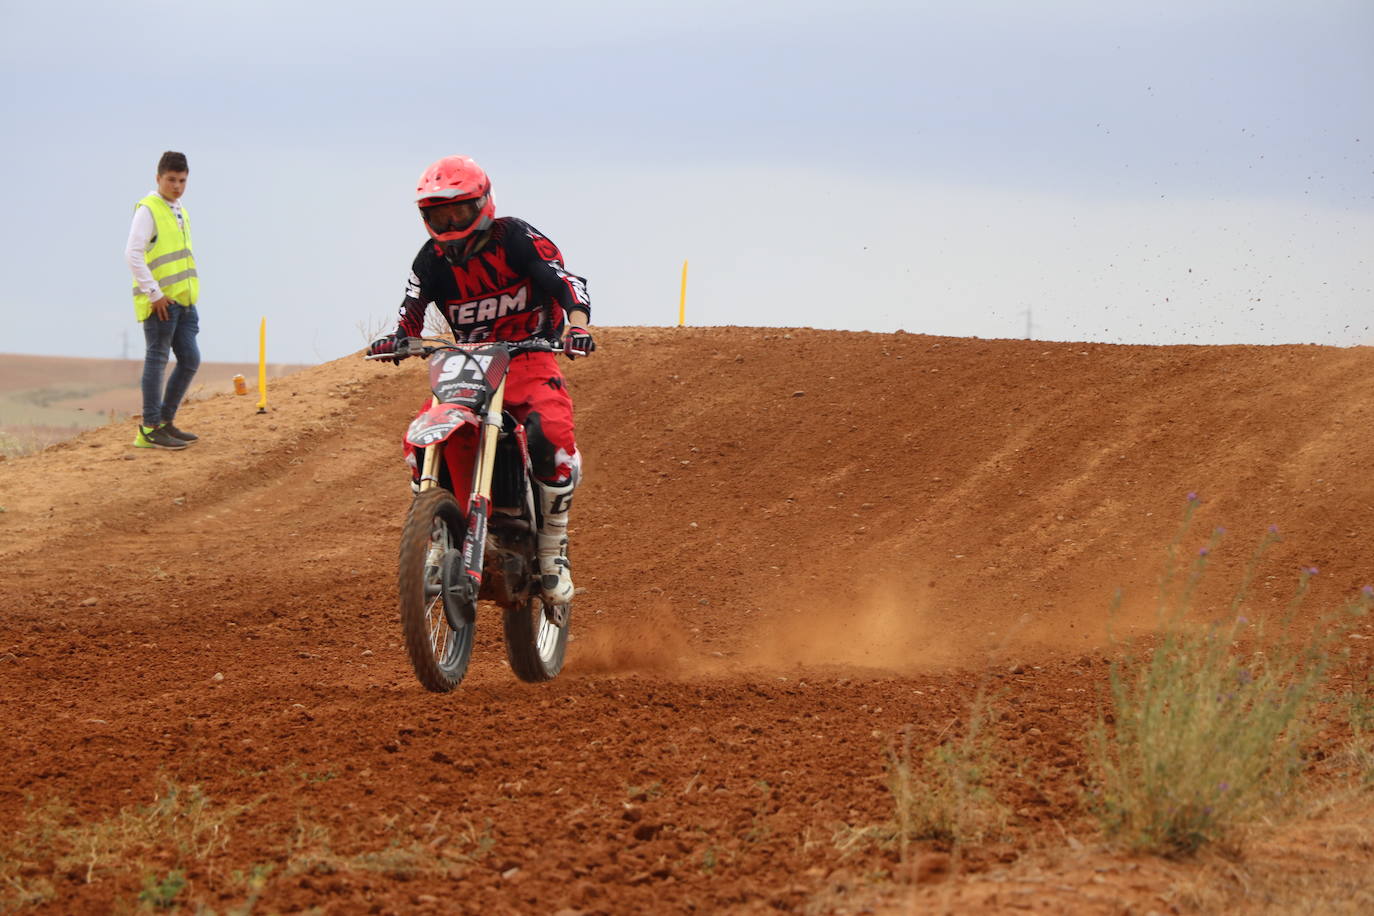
left=398, top=489, right=474, bottom=692
left=503, top=596, right=570, bottom=682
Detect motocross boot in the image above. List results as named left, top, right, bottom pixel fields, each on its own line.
left=536, top=480, right=575, bottom=605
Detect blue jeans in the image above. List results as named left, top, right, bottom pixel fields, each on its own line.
left=141, top=304, right=201, bottom=428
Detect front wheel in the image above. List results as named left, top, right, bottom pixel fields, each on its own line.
left=398, top=489, right=474, bottom=692
left=503, top=596, right=570, bottom=682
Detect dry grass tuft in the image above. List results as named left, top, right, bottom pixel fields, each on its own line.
left=0, top=781, right=255, bottom=909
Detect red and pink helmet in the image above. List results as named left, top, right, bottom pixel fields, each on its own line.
left=415, top=155, right=495, bottom=247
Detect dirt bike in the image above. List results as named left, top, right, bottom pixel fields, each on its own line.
left=366, top=336, right=571, bottom=692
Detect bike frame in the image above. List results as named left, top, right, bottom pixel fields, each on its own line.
left=366, top=335, right=572, bottom=690
left=399, top=339, right=548, bottom=602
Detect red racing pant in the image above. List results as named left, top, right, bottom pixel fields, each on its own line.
left=404, top=351, right=580, bottom=487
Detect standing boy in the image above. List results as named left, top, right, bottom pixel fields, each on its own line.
left=125, top=150, right=201, bottom=449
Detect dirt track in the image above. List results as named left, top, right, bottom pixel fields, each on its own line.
left=2, top=327, right=1373, bottom=913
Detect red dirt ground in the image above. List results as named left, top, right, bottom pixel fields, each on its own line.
left=2, top=327, right=1373, bottom=914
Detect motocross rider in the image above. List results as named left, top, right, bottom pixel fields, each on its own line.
left=367, top=155, right=594, bottom=606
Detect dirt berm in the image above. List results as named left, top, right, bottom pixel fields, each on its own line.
left=2, top=327, right=1373, bottom=913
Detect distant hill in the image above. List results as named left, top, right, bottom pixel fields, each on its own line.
left=0, top=353, right=312, bottom=454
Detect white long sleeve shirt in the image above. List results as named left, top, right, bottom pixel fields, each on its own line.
left=124, top=194, right=185, bottom=301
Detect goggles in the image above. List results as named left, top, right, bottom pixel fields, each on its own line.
left=421, top=197, right=484, bottom=235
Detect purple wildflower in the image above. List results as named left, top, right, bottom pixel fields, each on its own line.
left=1186, top=491, right=1199, bottom=503
left=1362, top=585, right=1373, bottom=598
left=1199, top=547, right=1211, bottom=557
left=1307, top=567, right=1320, bottom=576
left=1218, top=781, right=1230, bottom=794
left=1237, top=615, right=1250, bottom=625
left=1268, top=524, right=1280, bottom=534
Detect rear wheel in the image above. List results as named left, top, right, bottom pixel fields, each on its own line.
left=398, top=489, right=474, bottom=692
left=503, top=595, right=570, bottom=682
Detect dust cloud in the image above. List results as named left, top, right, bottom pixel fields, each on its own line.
left=569, top=585, right=993, bottom=679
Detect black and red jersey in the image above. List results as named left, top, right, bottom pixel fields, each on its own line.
left=395, top=217, right=590, bottom=343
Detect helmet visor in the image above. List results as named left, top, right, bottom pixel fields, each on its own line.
left=421, top=198, right=483, bottom=236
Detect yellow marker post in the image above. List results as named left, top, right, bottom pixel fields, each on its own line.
left=678, top=260, right=688, bottom=327
left=255, top=317, right=268, bottom=414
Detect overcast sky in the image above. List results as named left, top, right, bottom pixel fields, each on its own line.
left=1, top=0, right=1370, bottom=363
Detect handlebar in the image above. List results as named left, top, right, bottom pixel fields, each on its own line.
left=363, top=336, right=562, bottom=362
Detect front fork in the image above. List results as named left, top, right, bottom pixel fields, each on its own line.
left=423, top=379, right=508, bottom=611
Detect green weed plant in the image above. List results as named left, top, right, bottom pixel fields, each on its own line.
left=136, top=869, right=187, bottom=910
left=1089, top=496, right=1371, bottom=857
left=1343, top=672, right=1374, bottom=785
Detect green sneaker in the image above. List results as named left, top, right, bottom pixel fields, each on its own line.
left=133, top=423, right=189, bottom=450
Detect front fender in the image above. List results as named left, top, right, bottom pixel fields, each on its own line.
left=405, top=403, right=480, bottom=449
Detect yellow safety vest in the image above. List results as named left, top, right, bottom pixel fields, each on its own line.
left=131, top=194, right=199, bottom=321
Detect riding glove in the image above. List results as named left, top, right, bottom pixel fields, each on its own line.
left=563, top=326, right=595, bottom=359
left=367, top=334, right=403, bottom=364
